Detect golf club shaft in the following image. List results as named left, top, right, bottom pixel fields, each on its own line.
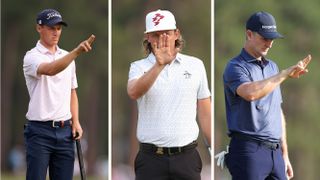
left=76, top=139, right=86, bottom=180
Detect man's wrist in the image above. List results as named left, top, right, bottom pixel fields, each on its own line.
left=72, top=48, right=82, bottom=56
left=154, top=61, right=166, bottom=68
left=280, top=69, right=290, bottom=80
left=71, top=118, right=80, bottom=125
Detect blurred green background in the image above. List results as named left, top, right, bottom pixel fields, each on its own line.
left=215, top=0, right=320, bottom=179
left=4, top=0, right=319, bottom=179
left=1, top=0, right=108, bottom=179
left=112, top=0, right=212, bottom=179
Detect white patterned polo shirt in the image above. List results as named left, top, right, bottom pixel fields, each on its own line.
left=129, top=53, right=211, bottom=147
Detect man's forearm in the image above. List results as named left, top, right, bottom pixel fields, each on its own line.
left=70, top=89, right=79, bottom=124
left=37, top=35, right=95, bottom=76
left=127, top=63, right=165, bottom=100
left=281, top=110, right=289, bottom=156
left=237, top=70, right=289, bottom=101
left=37, top=49, right=81, bottom=76
left=197, top=98, right=212, bottom=146
left=237, top=56, right=311, bottom=102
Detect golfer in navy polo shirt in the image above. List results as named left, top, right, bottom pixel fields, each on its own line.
left=222, top=11, right=311, bottom=180
left=23, top=9, right=94, bottom=180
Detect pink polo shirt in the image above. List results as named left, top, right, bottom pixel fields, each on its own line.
left=23, top=41, right=78, bottom=121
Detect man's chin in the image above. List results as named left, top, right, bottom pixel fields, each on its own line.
left=261, top=51, right=268, bottom=57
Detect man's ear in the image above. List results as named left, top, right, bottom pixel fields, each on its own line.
left=36, top=24, right=42, bottom=33
left=144, top=33, right=151, bottom=42
left=174, top=29, right=181, bottom=39
left=246, top=29, right=254, bottom=40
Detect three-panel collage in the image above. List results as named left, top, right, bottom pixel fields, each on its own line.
left=1, top=0, right=320, bottom=180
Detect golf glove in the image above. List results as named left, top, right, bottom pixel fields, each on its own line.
left=214, top=146, right=229, bottom=169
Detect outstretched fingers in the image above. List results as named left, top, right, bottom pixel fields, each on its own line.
left=302, top=54, right=311, bottom=68
left=81, top=34, right=96, bottom=52
left=298, top=54, right=312, bottom=73
left=87, top=34, right=96, bottom=45
left=290, top=54, right=312, bottom=78
left=164, top=33, right=169, bottom=48
left=158, top=33, right=169, bottom=49
left=158, top=34, right=164, bottom=49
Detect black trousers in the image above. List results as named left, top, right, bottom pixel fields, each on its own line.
left=135, top=148, right=202, bottom=180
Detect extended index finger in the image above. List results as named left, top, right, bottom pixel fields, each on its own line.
left=302, top=54, right=312, bottom=67
left=87, top=34, right=96, bottom=45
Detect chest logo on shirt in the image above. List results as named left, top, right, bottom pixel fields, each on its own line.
left=183, top=71, right=192, bottom=79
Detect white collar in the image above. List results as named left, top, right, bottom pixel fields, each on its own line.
left=36, top=41, right=62, bottom=55
left=147, top=53, right=183, bottom=64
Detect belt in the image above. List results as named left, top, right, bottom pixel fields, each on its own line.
left=140, top=141, right=197, bottom=156
left=231, top=133, right=280, bottom=150
left=28, top=119, right=71, bottom=128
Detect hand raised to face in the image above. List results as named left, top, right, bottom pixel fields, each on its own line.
left=150, top=32, right=179, bottom=66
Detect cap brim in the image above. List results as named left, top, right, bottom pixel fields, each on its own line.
left=144, top=28, right=176, bottom=34
left=144, top=26, right=176, bottom=34
left=46, top=19, right=68, bottom=27
left=258, top=31, right=283, bottom=39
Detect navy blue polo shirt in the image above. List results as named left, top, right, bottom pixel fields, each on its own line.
left=223, top=48, right=283, bottom=142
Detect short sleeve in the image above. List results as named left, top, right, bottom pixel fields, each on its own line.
left=223, top=61, right=251, bottom=95
left=23, top=53, right=43, bottom=79
left=197, top=61, right=211, bottom=99
left=128, top=61, right=144, bottom=81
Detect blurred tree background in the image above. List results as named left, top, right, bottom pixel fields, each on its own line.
left=112, top=0, right=212, bottom=179
left=6, top=0, right=319, bottom=179
left=215, top=0, right=320, bottom=179
left=1, top=0, right=108, bottom=179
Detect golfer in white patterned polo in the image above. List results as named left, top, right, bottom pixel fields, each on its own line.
left=128, top=9, right=211, bottom=180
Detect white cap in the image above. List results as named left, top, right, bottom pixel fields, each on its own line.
left=145, top=9, right=176, bottom=33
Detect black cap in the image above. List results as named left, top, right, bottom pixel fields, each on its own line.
left=36, top=9, right=68, bottom=27
left=246, top=11, right=283, bottom=39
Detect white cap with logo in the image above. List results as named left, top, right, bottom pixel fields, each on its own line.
left=145, top=9, right=176, bottom=33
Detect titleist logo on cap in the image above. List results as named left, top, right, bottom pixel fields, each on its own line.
left=46, top=12, right=62, bottom=20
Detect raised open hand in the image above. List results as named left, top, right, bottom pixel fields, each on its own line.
left=288, top=55, right=311, bottom=78
left=152, top=33, right=178, bottom=65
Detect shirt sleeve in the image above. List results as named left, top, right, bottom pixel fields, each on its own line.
left=224, top=61, right=251, bottom=95
left=23, top=52, right=43, bottom=79
left=197, top=61, right=211, bottom=99
left=128, top=61, right=144, bottom=81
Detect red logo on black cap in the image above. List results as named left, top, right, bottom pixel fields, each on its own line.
left=152, top=13, right=164, bottom=26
